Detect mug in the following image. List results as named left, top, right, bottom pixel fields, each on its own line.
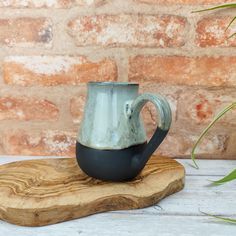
left=76, top=82, right=172, bottom=181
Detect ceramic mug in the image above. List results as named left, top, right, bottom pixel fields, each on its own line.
left=76, top=82, right=172, bottom=181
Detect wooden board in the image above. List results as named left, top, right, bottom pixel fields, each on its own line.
left=0, top=155, right=185, bottom=227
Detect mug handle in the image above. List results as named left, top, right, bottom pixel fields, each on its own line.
left=128, top=93, right=172, bottom=166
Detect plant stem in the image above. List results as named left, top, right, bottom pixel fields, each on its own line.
left=200, top=211, right=236, bottom=224
left=228, top=32, right=236, bottom=39
left=226, top=16, right=236, bottom=31
left=191, top=102, right=236, bottom=169
left=192, top=4, right=236, bottom=13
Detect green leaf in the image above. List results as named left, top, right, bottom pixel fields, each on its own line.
left=191, top=102, right=236, bottom=169
left=226, top=17, right=236, bottom=39
left=201, top=211, right=236, bottom=224
left=228, top=32, right=236, bottom=39
left=192, top=4, right=236, bottom=13
left=210, top=169, right=236, bottom=185
left=226, top=16, right=236, bottom=31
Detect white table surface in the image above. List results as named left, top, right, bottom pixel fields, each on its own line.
left=0, top=156, right=235, bottom=236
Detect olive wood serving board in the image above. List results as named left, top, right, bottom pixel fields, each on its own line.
left=0, top=155, right=185, bottom=226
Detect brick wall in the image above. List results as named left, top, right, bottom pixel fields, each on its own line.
left=0, top=0, right=235, bottom=159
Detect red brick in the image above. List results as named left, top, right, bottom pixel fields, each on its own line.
left=0, top=18, right=52, bottom=47
left=196, top=17, right=236, bottom=47
left=3, top=56, right=117, bottom=86
left=0, top=97, right=59, bottom=121
left=72, top=0, right=106, bottom=6
left=0, top=133, right=4, bottom=154
left=157, top=132, right=228, bottom=158
left=0, top=0, right=71, bottom=7
left=129, top=55, right=236, bottom=86
left=3, top=130, right=76, bottom=156
left=0, top=0, right=105, bottom=8
left=70, top=95, right=86, bottom=124
left=226, top=133, right=236, bottom=156
left=136, top=0, right=234, bottom=4
left=68, top=14, right=187, bottom=47
left=178, top=89, right=236, bottom=126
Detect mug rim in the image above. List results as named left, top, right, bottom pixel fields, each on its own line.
left=88, top=82, right=139, bottom=86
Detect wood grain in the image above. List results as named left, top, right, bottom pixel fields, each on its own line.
left=0, top=155, right=185, bottom=226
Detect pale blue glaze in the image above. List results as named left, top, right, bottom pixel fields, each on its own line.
left=78, top=82, right=171, bottom=150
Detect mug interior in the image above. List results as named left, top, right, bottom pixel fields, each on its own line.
left=88, top=82, right=138, bottom=86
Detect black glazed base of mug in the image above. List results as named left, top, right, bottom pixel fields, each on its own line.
left=76, top=141, right=147, bottom=182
